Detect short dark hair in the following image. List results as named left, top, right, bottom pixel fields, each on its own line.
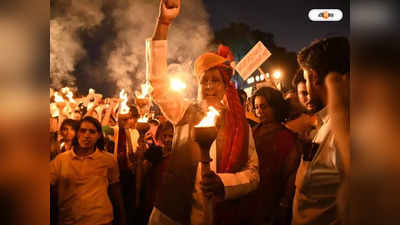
left=252, top=87, right=290, bottom=122
left=72, top=116, right=105, bottom=150
left=60, top=119, right=79, bottom=132
left=292, top=69, right=306, bottom=89
left=148, top=119, right=160, bottom=126
left=129, top=105, right=140, bottom=118
left=297, top=36, right=350, bottom=84
left=237, top=89, right=247, bottom=105
left=155, top=121, right=174, bottom=141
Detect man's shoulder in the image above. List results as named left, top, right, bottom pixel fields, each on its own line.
left=55, top=150, right=73, bottom=159
left=94, top=150, right=115, bottom=163
left=97, top=150, right=114, bottom=158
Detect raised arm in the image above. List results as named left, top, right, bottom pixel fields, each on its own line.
left=152, top=0, right=180, bottom=40
left=147, top=0, right=190, bottom=124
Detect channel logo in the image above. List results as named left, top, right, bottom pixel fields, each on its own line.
left=309, top=9, right=343, bottom=21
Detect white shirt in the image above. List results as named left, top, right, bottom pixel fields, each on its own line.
left=292, top=107, right=343, bottom=225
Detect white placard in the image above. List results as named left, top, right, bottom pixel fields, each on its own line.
left=235, top=41, right=272, bottom=80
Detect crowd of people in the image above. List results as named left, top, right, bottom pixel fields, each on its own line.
left=50, top=1, right=350, bottom=225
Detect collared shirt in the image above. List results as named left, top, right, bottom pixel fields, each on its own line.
left=146, top=39, right=259, bottom=225
left=291, top=107, right=343, bottom=225
left=50, top=149, right=120, bottom=225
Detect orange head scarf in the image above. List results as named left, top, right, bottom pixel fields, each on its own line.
left=194, top=45, right=249, bottom=173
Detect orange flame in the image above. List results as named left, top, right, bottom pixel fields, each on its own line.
left=61, top=87, right=68, bottom=94
left=195, top=106, right=220, bottom=127
left=137, top=114, right=149, bottom=123
left=170, top=77, right=187, bottom=92
left=54, top=92, right=64, bottom=102
left=66, top=91, right=75, bottom=103
left=88, top=88, right=95, bottom=95
left=135, top=83, right=152, bottom=99
left=119, top=89, right=130, bottom=115
left=50, top=103, right=59, bottom=117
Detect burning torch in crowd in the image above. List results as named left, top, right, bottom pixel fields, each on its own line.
left=193, top=106, right=220, bottom=225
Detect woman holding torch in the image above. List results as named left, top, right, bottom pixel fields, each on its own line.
left=145, top=1, right=259, bottom=225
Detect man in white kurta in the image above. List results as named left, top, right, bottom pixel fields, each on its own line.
left=145, top=37, right=259, bottom=225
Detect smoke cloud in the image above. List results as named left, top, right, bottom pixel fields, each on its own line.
left=107, top=0, right=213, bottom=98
left=51, top=0, right=214, bottom=97
left=50, top=0, right=105, bottom=89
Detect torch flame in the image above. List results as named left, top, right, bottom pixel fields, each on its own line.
left=54, top=92, right=64, bottom=102
left=135, top=83, right=152, bottom=99
left=61, top=87, right=69, bottom=94
left=66, top=91, right=75, bottom=103
left=195, top=106, right=220, bottom=127
left=50, top=103, right=59, bottom=117
left=119, top=89, right=130, bottom=115
left=170, top=77, right=187, bottom=92
left=137, top=115, right=149, bottom=123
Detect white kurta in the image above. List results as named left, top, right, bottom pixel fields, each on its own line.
left=291, top=107, right=343, bottom=225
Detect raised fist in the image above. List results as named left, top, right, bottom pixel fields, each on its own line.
left=158, top=0, right=181, bottom=24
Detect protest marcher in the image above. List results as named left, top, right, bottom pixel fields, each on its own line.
left=291, top=36, right=349, bottom=225
left=251, top=86, right=301, bottom=225
left=238, top=89, right=258, bottom=127
left=50, top=119, right=79, bottom=160
left=50, top=116, right=127, bottom=225
left=146, top=1, right=259, bottom=225
left=112, top=105, right=141, bottom=225
left=142, top=121, right=174, bottom=225
left=284, top=89, right=305, bottom=121
left=58, top=119, right=80, bottom=151
left=292, top=70, right=313, bottom=112
left=285, top=71, right=318, bottom=141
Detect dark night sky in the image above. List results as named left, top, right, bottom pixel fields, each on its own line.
left=203, top=0, right=349, bottom=52
left=64, top=0, right=350, bottom=95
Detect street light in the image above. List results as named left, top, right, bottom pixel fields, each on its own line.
left=247, top=77, right=255, bottom=84
left=273, top=70, right=282, bottom=79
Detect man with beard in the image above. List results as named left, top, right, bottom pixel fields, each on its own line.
left=291, top=37, right=349, bottom=225
left=285, top=70, right=318, bottom=141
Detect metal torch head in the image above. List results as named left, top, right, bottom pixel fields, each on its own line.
left=193, top=126, right=217, bottom=151
left=136, top=122, right=150, bottom=137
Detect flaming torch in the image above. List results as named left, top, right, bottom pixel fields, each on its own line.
left=54, top=91, right=66, bottom=111
left=135, top=83, right=151, bottom=151
left=66, top=90, right=76, bottom=103
left=119, top=89, right=130, bottom=115
left=133, top=83, right=152, bottom=209
left=193, top=106, right=220, bottom=225
left=135, top=82, right=152, bottom=117
left=62, top=87, right=77, bottom=118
